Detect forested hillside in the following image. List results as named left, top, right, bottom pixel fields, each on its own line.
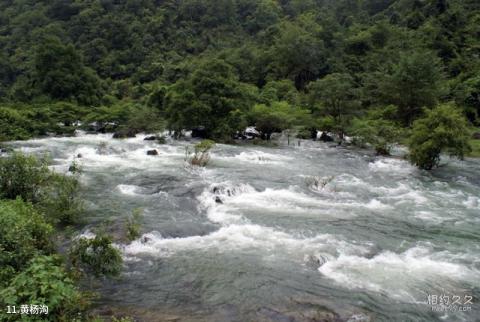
left=1, top=0, right=479, bottom=154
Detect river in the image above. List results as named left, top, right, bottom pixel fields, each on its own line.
left=9, top=132, right=480, bottom=322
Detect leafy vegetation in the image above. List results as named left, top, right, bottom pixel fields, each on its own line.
left=408, top=104, right=472, bottom=169
left=0, top=153, right=83, bottom=224
left=190, top=140, right=216, bottom=166
left=126, top=208, right=143, bottom=241
left=0, top=0, right=478, bottom=154
left=69, top=234, right=123, bottom=278
left=0, top=199, right=54, bottom=286
left=0, top=153, right=122, bottom=320
left=0, top=256, right=87, bottom=322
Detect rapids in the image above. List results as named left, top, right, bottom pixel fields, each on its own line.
left=8, top=132, right=480, bottom=321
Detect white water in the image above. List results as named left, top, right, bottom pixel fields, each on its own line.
left=9, top=132, right=480, bottom=321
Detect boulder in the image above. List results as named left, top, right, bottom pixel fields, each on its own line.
left=245, top=126, right=260, bottom=140
left=77, top=153, right=83, bottom=158
left=319, top=131, right=334, bottom=142
left=472, top=132, right=480, bottom=140
left=112, top=128, right=136, bottom=139
left=215, top=196, right=223, bottom=204
left=147, top=149, right=159, bottom=156
left=144, top=135, right=158, bottom=141
left=191, top=126, right=207, bottom=138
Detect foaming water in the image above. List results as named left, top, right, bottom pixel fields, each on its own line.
left=8, top=133, right=480, bottom=321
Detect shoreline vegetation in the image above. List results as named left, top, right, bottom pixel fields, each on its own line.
left=0, top=0, right=480, bottom=321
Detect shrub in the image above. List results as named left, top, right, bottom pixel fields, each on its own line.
left=126, top=208, right=142, bottom=241
left=0, top=107, right=33, bottom=141
left=0, top=153, right=84, bottom=224
left=409, top=104, right=472, bottom=170
left=190, top=140, right=216, bottom=166
left=349, top=118, right=401, bottom=155
left=38, top=172, right=84, bottom=225
left=0, top=255, right=87, bottom=321
left=69, top=234, right=123, bottom=278
left=249, top=102, right=310, bottom=140
left=0, top=199, right=54, bottom=286
left=0, top=152, right=50, bottom=202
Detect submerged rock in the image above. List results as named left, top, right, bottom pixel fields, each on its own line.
left=77, top=153, right=83, bottom=158
left=112, top=129, right=137, bottom=139
left=147, top=149, right=159, bottom=156
left=304, top=254, right=329, bottom=269
left=144, top=135, right=158, bottom=141
left=141, top=236, right=152, bottom=244
left=215, top=196, right=223, bottom=204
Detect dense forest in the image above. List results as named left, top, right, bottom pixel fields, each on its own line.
left=1, top=0, right=479, bottom=149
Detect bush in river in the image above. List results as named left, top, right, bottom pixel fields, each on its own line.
left=37, top=172, right=84, bottom=225
left=190, top=139, right=216, bottom=166
left=126, top=208, right=143, bottom=241
left=69, top=234, right=123, bottom=278
left=408, top=104, right=472, bottom=170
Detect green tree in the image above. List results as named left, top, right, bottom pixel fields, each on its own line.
left=250, top=101, right=310, bottom=140
left=349, top=106, right=402, bottom=155
left=269, top=18, right=327, bottom=89
left=454, top=74, right=480, bottom=124
left=408, top=104, right=471, bottom=170
left=165, top=59, right=256, bottom=139
left=379, top=51, right=443, bottom=125
left=307, top=73, right=359, bottom=135
left=32, top=37, right=103, bottom=105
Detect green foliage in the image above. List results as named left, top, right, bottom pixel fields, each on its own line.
left=0, top=152, right=83, bottom=225
left=126, top=208, right=143, bottom=241
left=69, top=234, right=123, bottom=278
left=0, top=107, right=34, bottom=141
left=469, top=138, right=480, bottom=158
left=378, top=51, right=443, bottom=125
left=165, top=59, right=256, bottom=139
left=268, top=17, right=327, bottom=89
left=31, top=36, right=104, bottom=105
left=250, top=101, right=310, bottom=139
left=0, top=0, right=479, bottom=160
left=38, top=172, right=84, bottom=225
left=350, top=117, right=402, bottom=155
left=260, top=80, right=300, bottom=105
left=409, top=104, right=472, bottom=169
left=307, top=73, right=359, bottom=134
left=349, top=105, right=402, bottom=155
left=0, top=199, right=54, bottom=286
left=0, top=255, right=87, bottom=321
left=454, top=75, right=480, bottom=124
left=190, top=139, right=216, bottom=166
left=0, top=152, right=50, bottom=202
